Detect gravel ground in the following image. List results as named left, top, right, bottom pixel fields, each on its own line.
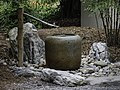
left=0, top=65, right=120, bottom=90
left=1, top=78, right=120, bottom=90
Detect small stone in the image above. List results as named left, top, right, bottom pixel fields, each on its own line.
left=23, top=62, right=28, bottom=67
left=37, top=83, right=42, bottom=86
left=109, top=73, right=115, bottom=76
left=92, top=72, right=100, bottom=77
left=86, top=55, right=91, bottom=59
left=69, top=71, right=76, bottom=74
left=30, top=66, right=34, bottom=69
left=88, top=63, right=96, bottom=68
left=102, top=72, right=106, bottom=75
left=91, top=73, right=96, bottom=76
left=94, top=61, right=108, bottom=67
left=113, top=62, right=120, bottom=68
left=79, top=68, right=94, bottom=74
left=33, top=64, right=39, bottom=68
left=81, top=55, right=86, bottom=58
left=0, top=60, right=5, bottom=64
left=88, top=58, right=95, bottom=63
left=81, top=58, right=89, bottom=63
left=84, top=74, right=90, bottom=77
left=94, top=67, right=99, bottom=72
left=3, top=62, right=7, bottom=65
left=76, top=72, right=82, bottom=75
left=103, top=66, right=111, bottom=73
left=99, top=69, right=103, bottom=72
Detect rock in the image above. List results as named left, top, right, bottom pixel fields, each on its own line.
left=79, top=68, right=94, bottom=74
left=81, top=57, right=89, bottom=66
left=91, top=72, right=101, bottom=77
left=81, top=55, right=86, bottom=58
left=8, top=23, right=45, bottom=66
left=9, top=40, right=120, bottom=86
left=13, top=67, right=35, bottom=77
left=94, top=67, right=99, bottom=72
left=75, top=72, right=82, bottom=76
left=113, top=62, right=120, bottom=68
left=94, top=61, right=108, bottom=67
left=102, top=66, right=111, bottom=74
left=3, top=62, right=7, bottom=65
left=86, top=76, right=120, bottom=85
left=89, top=42, right=109, bottom=62
left=0, top=60, right=5, bottom=64
left=87, top=63, right=96, bottom=68
left=40, top=68, right=86, bottom=86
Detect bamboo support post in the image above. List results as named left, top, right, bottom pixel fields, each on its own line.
left=18, top=7, right=24, bottom=67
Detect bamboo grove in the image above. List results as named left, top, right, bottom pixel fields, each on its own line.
left=81, top=0, right=120, bottom=47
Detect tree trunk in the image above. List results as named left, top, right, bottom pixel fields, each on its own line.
left=18, top=8, right=24, bottom=67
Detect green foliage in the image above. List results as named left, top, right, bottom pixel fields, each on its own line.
left=0, top=1, right=17, bottom=31
left=81, top=0, right=120, bottom=12
left=81, top=0, right=120, bottom=47
left=28, top=0, right=60, bottom=19
left=35, top=0, right=60, bottom=4
left=24, top=0, right=60, bottom=28
left=0, top=0, right=60, bottom=31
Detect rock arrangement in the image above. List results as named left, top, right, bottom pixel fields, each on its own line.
left=79, top=42, right=119, bottom=77
left=79, top=55, right=120, bottom=77
left=1, top=29, right=120, bottom=87
left=9, top=50, right=120, bottom=86
left=10, top=56, right=120, bottom=86
left=8, top=23, right=45, bottom=66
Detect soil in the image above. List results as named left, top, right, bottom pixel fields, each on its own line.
left=0, top=65, right=26, bottom=90
left=0, top=27, right=120, bottom=90
left=38, top=26, right=120, bottom=62
left=38, top=26, right=105, bottom=55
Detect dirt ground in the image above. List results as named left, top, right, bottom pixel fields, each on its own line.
left=0, top=27, right=120, bottom=90
left=38, top=26, right=105, bottom=55
left=38, top=26, right=120, bottom=62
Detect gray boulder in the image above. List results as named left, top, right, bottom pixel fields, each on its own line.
left=40, top=68, right=87, bottom=86
left=89, top=42, right=110, bottom=63
left=94, top=61, right=108, bottom=67
left=8, top=23, right=45, bottom=66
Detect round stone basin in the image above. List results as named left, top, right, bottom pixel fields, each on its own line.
left=45, top=34, right=82, bottom=70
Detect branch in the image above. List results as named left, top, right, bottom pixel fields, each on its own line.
left=24, top=13, right=59, bottom=28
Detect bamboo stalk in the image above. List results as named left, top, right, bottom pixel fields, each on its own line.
left=118, top=24, right=120, bottom=46
left=100, top=10, right=108, bottom=38
left=113, top=8, right=116, bottom=32
left=110, top=7, right=113, bottom=45
left=113, top=7, right=116, bottom=46
left=115, top=8, right=119, bottom=46
left=95, top=13, right=101, bottom=41
left=105, top=9, right=109, bottom=36
left=24, top=13, right=59, bottom=28
left=18, top=8, right=24, bottom=67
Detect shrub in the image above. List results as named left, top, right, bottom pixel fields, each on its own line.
left=81, top=0, right=120, bottom=47
left=0, top=0, right=60, bottom=32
